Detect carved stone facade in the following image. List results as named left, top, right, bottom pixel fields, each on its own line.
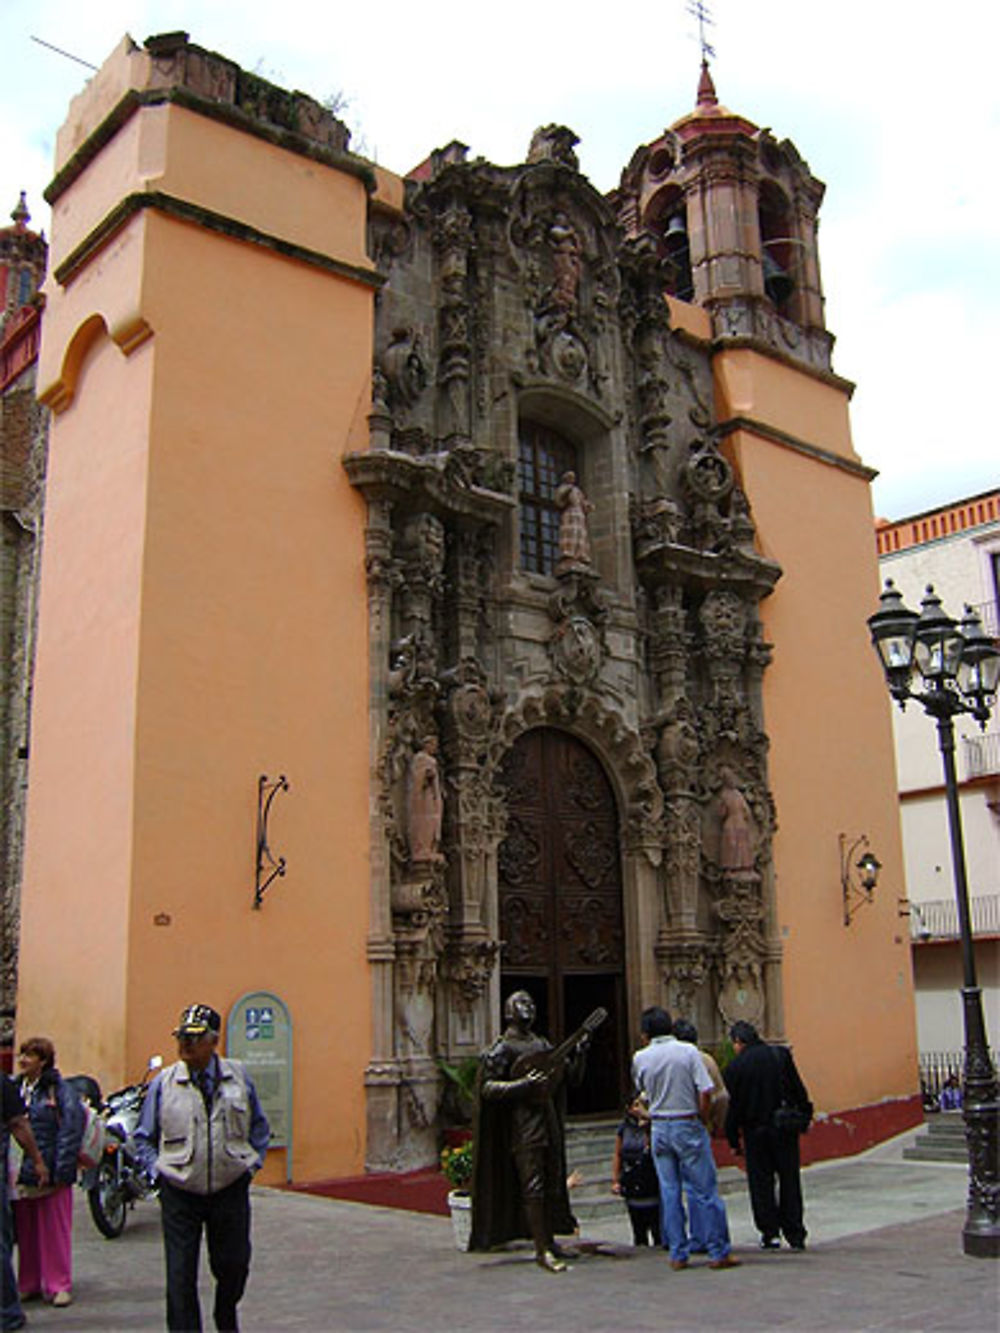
left=0, top=197, right=47, bottom=1054
left=348, top=125, right=783, bottom=1169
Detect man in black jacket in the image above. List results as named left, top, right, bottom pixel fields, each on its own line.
left=723, top=1021, right=812, bottom=1251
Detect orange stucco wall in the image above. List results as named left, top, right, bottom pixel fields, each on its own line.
left=714, top=347, right=918, bottom=1115
left=20, top=91, right=374, bottom=1181
left=19, top=328, right=151, bottom=1082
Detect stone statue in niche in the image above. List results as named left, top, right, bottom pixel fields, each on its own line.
left=547, top=212, right=582, bottom=312
left=555, top=472, right=593, bottom=570
left=407, top=736, right=445, bottom=864
left=717, top=766, right=755, bottom=875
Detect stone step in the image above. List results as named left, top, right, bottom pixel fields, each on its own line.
left=562, top=1119, right=747, bottom=1225
left=900, top=1113, right=968, bottom=1163
left=565, top=1121, right=617, bottom=1168
left=570, top=1166, right=747, bottom=1224
left=902, top=1143, right=968, bottom=1163
left=922, top=1114, right=966, bottom=1138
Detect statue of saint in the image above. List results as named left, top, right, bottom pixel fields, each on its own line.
left=548, top=212, right=582, bottom=312
left=469, top=991, right=589, bottom=1271
left=554, top=471, right=593, bottom=569
left=718, top=766, right=755, bottom=874
left=407, top=736, right=444, bottom=863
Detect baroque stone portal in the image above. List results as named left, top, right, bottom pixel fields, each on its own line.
left=347, top=122, right=782, bottom=1171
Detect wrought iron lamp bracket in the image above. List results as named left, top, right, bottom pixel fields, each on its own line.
left=840, top=832, right=880, bottom=927
left=254, top=774, right=289, bottom=909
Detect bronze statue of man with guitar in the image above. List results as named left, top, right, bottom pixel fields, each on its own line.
left=469, top=992, right=606, bottom=1271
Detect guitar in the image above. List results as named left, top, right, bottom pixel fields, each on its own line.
left=511, top=1006, right=608, bottom=1081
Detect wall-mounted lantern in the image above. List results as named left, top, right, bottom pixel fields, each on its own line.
left=840, top=832, right=881, bottom=926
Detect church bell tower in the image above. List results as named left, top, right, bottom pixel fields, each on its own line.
left=614, top=61, right=831, bottom=373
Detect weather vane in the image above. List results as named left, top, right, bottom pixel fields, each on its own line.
left=686, top=0, right=717, bottom=63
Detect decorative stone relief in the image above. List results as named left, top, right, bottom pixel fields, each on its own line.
left=382, top=327, right=428, bottom=410
left=526, top=124, right=581, bottom=170
left=658, top=942, right=711, bottom=1019
left=346, top=122, right=789, bottom=1168
left=441, top=936, right=500, bottom=1009
left=715, top=877, right=767, bottom=1029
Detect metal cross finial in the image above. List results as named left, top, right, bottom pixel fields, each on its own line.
left=687, top=0, right=717, bottom=63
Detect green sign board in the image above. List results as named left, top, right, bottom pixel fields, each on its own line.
left=227, top=991, right=293, bottom=1180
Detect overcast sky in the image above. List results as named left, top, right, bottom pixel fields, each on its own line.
left=2, top=0, right=997, bottom=521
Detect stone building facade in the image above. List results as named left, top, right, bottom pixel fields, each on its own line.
left=0, top=194, right=47, bottom=1058
left=352, top=112, right=793, bottom=1165
left=15, top=36, right=918, bottom=1182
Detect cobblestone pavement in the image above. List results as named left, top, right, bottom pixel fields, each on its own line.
left=13, top=1132, right=997, bottom=1332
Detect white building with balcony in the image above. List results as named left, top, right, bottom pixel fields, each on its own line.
left=876, top=490, right=1000, bottom=1093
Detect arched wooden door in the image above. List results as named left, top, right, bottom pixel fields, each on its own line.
left=497, top=729, right=626, bottom=1115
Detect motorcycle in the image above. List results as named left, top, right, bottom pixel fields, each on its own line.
left=83, top=1055, right=162, bottom=1238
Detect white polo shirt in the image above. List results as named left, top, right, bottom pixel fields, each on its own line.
left=632, top=1035, right=713, bottom=1117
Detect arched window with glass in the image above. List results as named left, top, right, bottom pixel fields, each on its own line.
left=518, top=421, right=578, bottom=576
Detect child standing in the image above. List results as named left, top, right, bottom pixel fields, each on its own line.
left=612, top=1095, right=661, bottom=1246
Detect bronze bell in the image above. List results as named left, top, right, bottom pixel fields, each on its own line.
left=762, top=248, right=794, bottom=306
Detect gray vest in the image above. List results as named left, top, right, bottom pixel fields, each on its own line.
left=156, top=1058, right=258, bottom=1194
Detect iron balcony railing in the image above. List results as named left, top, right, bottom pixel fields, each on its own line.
left=963, top=730, right=1000, bottom=779
left=969, top=600, right=999, bottom=638
left=909, top=893, right=1000, bottom=941
left=919, top=1049, right=1000, bottom=1110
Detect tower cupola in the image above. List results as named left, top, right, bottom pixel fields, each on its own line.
left=614, top=64, right=831, bottom=372
left=0, top=193, right=47, bottom=333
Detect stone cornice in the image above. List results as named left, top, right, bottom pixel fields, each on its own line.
left=718, top=414, right=877, bottom=482
left=635, top=540, right=782, bottom=601
left=343, top=448, right=516, bottom=524
left=711, top=331, right=853, bottom=395
left=52, top=189, right=383, bottom=292
left=46, top=85, right=376, bottom=209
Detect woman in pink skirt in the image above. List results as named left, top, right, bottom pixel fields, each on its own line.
left=13, top=1037, right=83, bottom=1308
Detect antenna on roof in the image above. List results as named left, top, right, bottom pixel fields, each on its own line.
left=686, top=0, right=717, bottom=63
left=30, top=35, right=98, bottom=72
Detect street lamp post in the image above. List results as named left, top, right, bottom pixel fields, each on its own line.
left=868, top=582, right=1000, bottom=1258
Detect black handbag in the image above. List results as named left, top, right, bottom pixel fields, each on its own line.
left=770, top=1048, right=812, bottom=1135
left=772, top=1102, right=812, bottom=1134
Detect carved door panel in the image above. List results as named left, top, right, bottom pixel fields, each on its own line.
left=498, top=729, right=626, bottom=1114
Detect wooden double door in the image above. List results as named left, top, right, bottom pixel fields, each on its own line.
left=498, top=729, right=627, bottom=1115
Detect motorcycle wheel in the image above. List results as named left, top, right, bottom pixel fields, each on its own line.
left=88, top=1158, right=128, bottom=1238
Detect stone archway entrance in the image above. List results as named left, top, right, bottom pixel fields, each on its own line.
left=497, top=728, right=626, bottom=1115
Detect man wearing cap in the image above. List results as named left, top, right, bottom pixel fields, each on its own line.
left=135, top=1004, right=270, bottom=1332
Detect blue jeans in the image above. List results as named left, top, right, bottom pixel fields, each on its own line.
left=1, top=1175, right=24, bottom=1331
left=651, top=1118, right=731, bottom=1263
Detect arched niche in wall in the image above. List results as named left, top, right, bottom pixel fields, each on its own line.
left=757, top=180, right=798, bottom=319
left=38, top=308, right=153, bottom=414
left=642, top=183, right=693, bottom=302
left=515, top=388, right=618, bottom=584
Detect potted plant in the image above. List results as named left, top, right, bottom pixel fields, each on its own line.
left=438, top=1055, right=479, bottom=1135
left=440, top=1139, right=474, bottom=1250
